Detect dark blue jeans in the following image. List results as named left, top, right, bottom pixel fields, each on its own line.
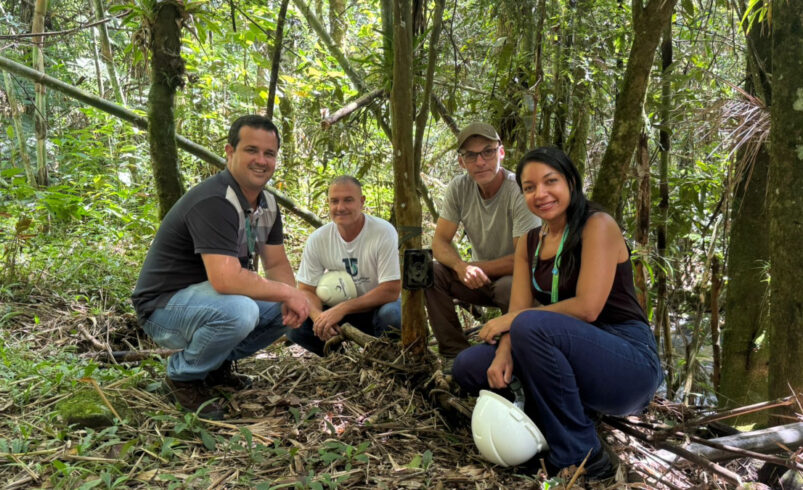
left=453, top=310, right=662, bottom=468
left=285, top=299, right=401, bottom=356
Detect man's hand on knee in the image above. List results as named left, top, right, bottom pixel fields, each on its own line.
left=457, top=263, right=491, bottom=289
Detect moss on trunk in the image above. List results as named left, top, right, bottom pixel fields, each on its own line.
left=148, top=1, right=185, bottom=219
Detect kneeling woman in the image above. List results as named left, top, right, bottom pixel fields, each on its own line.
left=453, top=147, right=662, bottom=478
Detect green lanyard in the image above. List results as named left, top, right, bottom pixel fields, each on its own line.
left=531, top=226, right=568, bottom=304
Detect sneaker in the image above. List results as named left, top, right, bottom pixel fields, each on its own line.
left=205, top=360, right=253, bottom=391
left=164, top=377, right=226, bottom=420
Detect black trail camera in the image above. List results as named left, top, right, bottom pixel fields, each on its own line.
left=403, top=249, right=434, bottom=290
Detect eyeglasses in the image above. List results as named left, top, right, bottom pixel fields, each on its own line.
left=459, top=146, right=499, bottom=163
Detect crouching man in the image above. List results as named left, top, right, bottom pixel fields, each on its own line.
left=286, top=176, right=401, bottom=355
left=132, top=115, right=309, bottom=419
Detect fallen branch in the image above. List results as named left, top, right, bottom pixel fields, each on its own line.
left=655, top=422, right=803, bottom=467
left=605, top=417, right=743, bottom=486
left=675, top=396, right=797, bottom=432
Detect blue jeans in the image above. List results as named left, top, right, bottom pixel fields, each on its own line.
left=142, top=281, right=288, bottom=381
left=285, top=299, right=401, bottom=356
left=453, top=310, right=662, bottom=468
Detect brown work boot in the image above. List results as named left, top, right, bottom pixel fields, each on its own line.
left=205, top=360, right=253, bottom=391
left=164, top=377, right=226, bottom=420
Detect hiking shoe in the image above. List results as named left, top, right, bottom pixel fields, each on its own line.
left=205, top=360, right=253, bottom=391
left=584, top=444, right=618, bottom=481
left=164, top=377, right=226, bottom=420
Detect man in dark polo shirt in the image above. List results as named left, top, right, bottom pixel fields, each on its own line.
left=132, top=115, right=309, bottom=419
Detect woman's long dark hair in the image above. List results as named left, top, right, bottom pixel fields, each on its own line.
left=515, top=147, right=605, bottom=286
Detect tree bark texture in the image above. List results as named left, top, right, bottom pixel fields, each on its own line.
left=720, top=14, right=771, bottom=423
left=590, top=0, right=677, bottom=213
left=148, top=1, right=186, bottom=219
left=768, top=0, right=803, bottom=418
left=0, top=54, right=324, bottom=228
left=390, top=0, right=426, bottom=353
left=32, top=0, right=48, bottom=187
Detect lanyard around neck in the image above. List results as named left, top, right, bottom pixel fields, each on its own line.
left=245, top=212, right=256, bottom=270
left=532, top=226, right=568, bottom=304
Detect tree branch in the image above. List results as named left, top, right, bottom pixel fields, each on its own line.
left=0, top=54, right=323, bottom=228
left=321, top=88, right=387, bottom=129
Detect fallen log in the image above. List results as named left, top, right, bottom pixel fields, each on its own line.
left=655, top=422, right=803, bottom=464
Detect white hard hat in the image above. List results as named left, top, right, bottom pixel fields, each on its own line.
left=315, top=271, right=358, bottom=306
left=471, top=390, right=549, bottom=467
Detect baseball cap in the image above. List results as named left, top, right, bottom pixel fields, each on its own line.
left=457, top=122, right=501, bottom=150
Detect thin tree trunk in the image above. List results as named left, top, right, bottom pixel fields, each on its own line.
left=656, top=19, right=674, bottom=398
left=391, top=0, right=426, bottom=353
left=148, top=1, right=185, bottom=218
left=31, top=0, right=48, bottom=187
left=266, top=0, right=289, bottom=119
left=92, top=0, right=125, bottom=104
left=767, top=0, right=803, bottom=422
left=720, top=5, right=771, bottom=425
left=528, top=0, right=547, bottom=149
left=3, top=71, right=34, bottom=184
left=0, top=54, right=324, bottom=228
left=90, top=21, right=104, bottom=96
left=591, top=0, right=677, bottom=213
left=634, top=131, right=650, bottom=312
left=711, top=256, right=721, bottom=390
left=566, top=66, right=591, bottom=177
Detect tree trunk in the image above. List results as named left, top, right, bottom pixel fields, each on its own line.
left=328, top=0, right=345, bottom=51
left=634, top=131, right=650, bottom=312
left=3, top=71, right=35, bottom=185
left=90, top=21, right=104, bottom=96
left=148, top=1, right=186, bottom=219
left=656, top=19, right=674, bottom=398
left=31, top=0, right=48, bottom=187
left=719, top=9, right=771, bottom=424
left=527, top=0, right=547, bottom=149
left=266, top=0, right=289, bottom=119
left=566, top=70, right=591, bottom=177
left=92, top=0, right=125, bottom=104
left=390, top=0, right=426, bottom=353
left=590, top=0, right=677, bottom=213
left=711, top=256, right=721, bottom=391
left=767, top=0, right=803, bottom=421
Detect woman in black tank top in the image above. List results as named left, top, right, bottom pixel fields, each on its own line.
left=452, top=147, right=663, bottom=481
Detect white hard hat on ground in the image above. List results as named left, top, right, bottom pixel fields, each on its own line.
left=315, top=271, right=358, bottom=306
left=471, top=389, right=549, bottom=467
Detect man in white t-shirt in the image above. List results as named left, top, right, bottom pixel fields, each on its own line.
left=426, top=122, right=540, bottom=366
left=287, top=176, right=401, bottom=355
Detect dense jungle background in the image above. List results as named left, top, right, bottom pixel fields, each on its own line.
left=1, top=0, right=802, bottom=487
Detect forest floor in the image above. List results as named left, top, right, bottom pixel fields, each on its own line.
left=0, top=293, right=797, bottom=489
